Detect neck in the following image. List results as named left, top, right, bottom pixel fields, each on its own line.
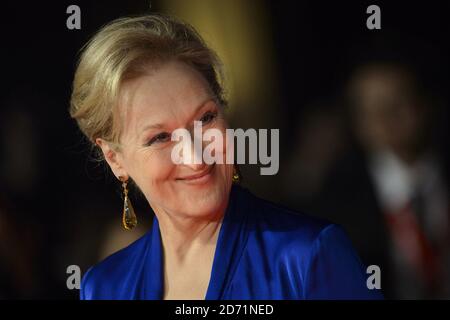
left=154, top=207, right=225, bottom=263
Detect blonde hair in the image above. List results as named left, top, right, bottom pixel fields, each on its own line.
left=69, top=14, right=226, bottom=156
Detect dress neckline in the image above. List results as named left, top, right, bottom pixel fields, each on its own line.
left=142, top=184, right=251, bottom=300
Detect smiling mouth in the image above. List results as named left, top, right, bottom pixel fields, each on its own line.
left=177, top=164, right=215, bottom=183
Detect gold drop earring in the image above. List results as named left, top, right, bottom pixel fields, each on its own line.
left=232, top=166, right=241, bottom=183
left=119, top=176, right=138, bottom=230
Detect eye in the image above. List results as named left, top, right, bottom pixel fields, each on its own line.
left=146, top=132, right=171, bottom=146
left=199, top=111, right=218, bottom=125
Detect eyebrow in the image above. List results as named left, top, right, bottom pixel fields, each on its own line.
left=139, top=97, right=217, bottom=134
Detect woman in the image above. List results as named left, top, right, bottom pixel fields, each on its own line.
left=70, top=14, right=382, bottom=300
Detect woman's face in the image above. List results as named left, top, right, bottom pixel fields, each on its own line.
left=99, top=61, right=234, bottom=220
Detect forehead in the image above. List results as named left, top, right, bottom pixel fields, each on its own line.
left=117, top=61, right=213, bottom=139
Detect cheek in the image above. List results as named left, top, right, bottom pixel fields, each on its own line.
left=131, top=149, right=175, bottom=190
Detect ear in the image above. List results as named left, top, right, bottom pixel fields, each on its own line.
left=95, top=138, right=128, bottom=180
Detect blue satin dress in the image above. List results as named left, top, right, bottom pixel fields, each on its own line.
left=81, top=184, right=383, bottom=299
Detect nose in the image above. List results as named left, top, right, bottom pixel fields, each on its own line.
left=182, top=130, right=206, bottom=171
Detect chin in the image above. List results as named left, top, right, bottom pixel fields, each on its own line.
left=178, top=184, right=230, bottom=218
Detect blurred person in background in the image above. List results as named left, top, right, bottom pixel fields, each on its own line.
left=0, top=94, right=48, bottom=299
left=310, top=60, right=449, bottom=299
left=282, top=99, right=346, bottom=204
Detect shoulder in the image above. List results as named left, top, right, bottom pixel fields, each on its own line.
left=246, top=185, right=366, bottom=258
left=239, top=187, right=382, bottom=299
left=80, top=231, right=150, bottom=300
left=240, top=185, right=336, bottom=247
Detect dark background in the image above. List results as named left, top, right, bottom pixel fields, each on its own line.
left=0, top=0, right=448, bottom=299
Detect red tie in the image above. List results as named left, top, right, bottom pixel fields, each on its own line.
left=384, top=202, right=442, bottom=292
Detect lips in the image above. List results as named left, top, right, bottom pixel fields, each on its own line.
left=177, top=164, right=215, bottom=182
